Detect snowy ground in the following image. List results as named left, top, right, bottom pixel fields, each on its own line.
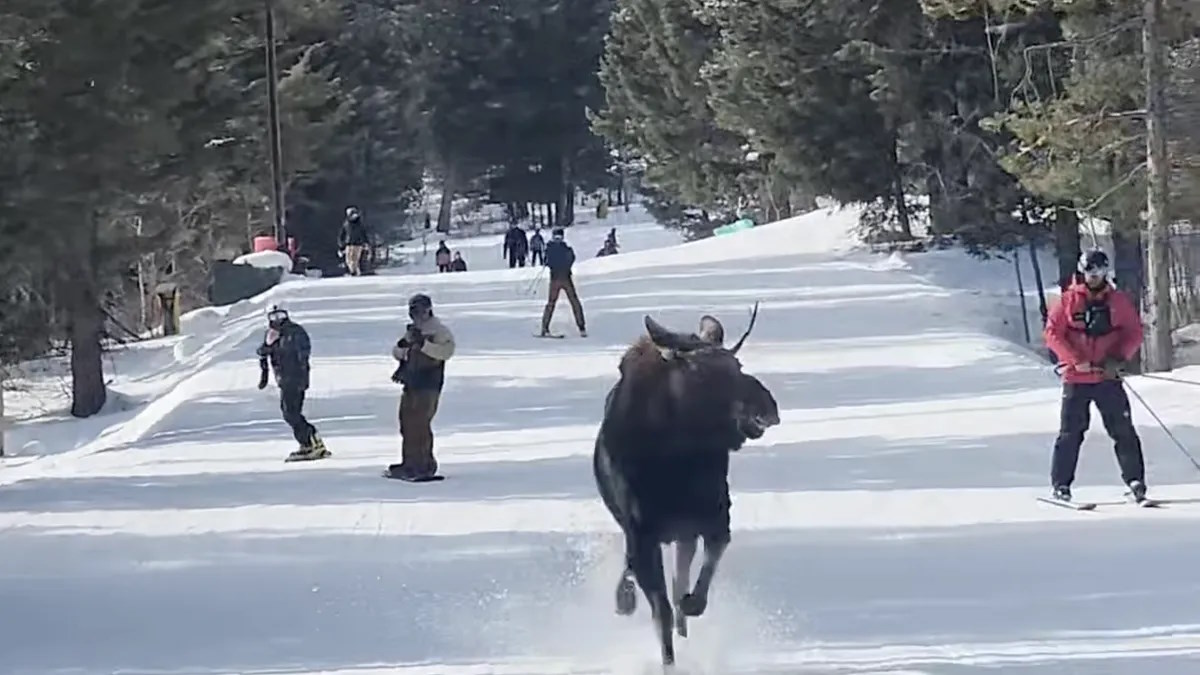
left=8, top=205, right=1200, bottom=673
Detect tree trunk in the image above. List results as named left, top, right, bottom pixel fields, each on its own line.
left=68, top=283, right=107, bottom=418
left=560, top=154, right=576, bottom=227
left=1144, top=0, right=1173, bottom=371
left=890, top=135, right=913, bottom=239
left=1112, top=224, right=1146, bottom=374
left=1053, top=206, right=1081, bottom=290
left=437, top=167, right=456, bottom=234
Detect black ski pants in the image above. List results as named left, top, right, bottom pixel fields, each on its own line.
left=280, top=386, right=317, bottom=446
left=508, top=253, right=526, bottom=268
left=1051, top=380, right=1145, bottom=488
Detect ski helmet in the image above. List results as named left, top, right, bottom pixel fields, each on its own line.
left=1078, top=248, right=1110, bottom=274
left=267, top=304, right=289, bottom=327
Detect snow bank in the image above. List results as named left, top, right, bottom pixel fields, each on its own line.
left=233, top=249, right=293, bottom=271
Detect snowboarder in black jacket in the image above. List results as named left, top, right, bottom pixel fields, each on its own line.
left=257, top=305, right=329, bottom=462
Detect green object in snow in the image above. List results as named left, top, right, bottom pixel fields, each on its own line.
left=713, top=218, right=755, bottom=236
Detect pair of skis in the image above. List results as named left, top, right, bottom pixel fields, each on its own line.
left=1036, top=493, right=1162, bottom=511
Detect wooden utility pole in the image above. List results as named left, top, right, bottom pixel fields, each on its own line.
left=0, top=370, right=6, bottom=457
left=1144, top=0, right=1173, bottom=371
left=265, top=0, right=287, bottom=252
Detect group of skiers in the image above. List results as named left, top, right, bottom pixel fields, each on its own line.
left=280, top=218, right=1152, bottom=501
left=256, top=224, right=592, bottom=475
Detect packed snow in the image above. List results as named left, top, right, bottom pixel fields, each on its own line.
left=7, top=206, right=1200, bottom=674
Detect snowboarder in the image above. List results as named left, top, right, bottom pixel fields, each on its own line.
left=503, top=224, right=529, bottom=268
left=338, top=206, right=370, bottom=276
left=529, top=227, right=545, bottom=266
left=256, top=305, right=328, bottom=462
left=539, top=228, right=587, bottom=338
left=385, top=293, right=456, bottom=481
left=1044, top=248, right=1147, bottom=503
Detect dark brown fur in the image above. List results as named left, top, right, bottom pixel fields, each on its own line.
left=593, top=306, right=778, bottom=666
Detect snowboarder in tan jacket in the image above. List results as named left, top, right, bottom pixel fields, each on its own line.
left=385, top=293, right=456, bottom=481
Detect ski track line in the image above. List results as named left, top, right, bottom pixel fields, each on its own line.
left=225, top=623, right=1200, bottom=674
left=6, top=484, right=1200, bottom=537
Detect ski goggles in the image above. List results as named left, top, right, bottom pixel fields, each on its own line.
left=267, top=308, right=288, bottom=324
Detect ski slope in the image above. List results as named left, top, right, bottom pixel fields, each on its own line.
left=8, top=206, right=1200, bottom=674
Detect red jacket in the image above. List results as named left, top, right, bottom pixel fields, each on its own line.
left=1044, top=281, right=1143, bottom=384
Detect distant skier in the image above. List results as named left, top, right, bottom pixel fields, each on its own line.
left=257, top=305, right=328, bottom=462
left=539, top=228, right=587, bottom=338
left=338, top=206, right=370, bottom=276
left=504, top=224, right=529, bottom=268
left=385, top=293, right=456, bottom=481
left=1044, top=248, right=1147, bottom=503
left=529, top=227, right=545, bottom=266
left=450, top=251, right=467, bottom=272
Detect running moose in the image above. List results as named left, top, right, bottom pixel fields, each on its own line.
left=593, top=304, right=780, bottom=666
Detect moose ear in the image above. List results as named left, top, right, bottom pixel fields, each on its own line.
left=698, top=315, right=725, bottom=346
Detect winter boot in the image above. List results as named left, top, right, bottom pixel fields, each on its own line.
left=286, top=435, right=331, bottom=463
left=1126, top=479, right=1148, bottom=503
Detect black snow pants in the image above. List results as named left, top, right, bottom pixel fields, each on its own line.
left=508, top=253, right=526, bottom=268
left=280, top=386, right=317, bottom=446
left=1051, top=379, right=1145, bottom=488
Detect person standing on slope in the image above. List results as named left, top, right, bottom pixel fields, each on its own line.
left=529, top=227, right=545, bottom=266
left=338, top=206, right=370, bottom=276
left=1044, top=248, right=1148, bottom=503
left=539, top=227, right=587, bottom=338
left=257, top=305, right=329, bottom=462
left=385, top=293, right=456, bottom=481
left=503, top=223, right=529, bottom=268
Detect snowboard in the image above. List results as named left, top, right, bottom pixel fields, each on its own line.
left=284, top=449, right=332, bottom=463
left=381, top=468, right=445, bottom=482
left=534, top=333, right=565, bottom=339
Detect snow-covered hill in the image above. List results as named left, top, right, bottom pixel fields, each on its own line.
left=7, top=204, right=1200, bottom=674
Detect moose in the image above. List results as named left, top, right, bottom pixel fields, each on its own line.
left=593, top=304, right=780, bottom=667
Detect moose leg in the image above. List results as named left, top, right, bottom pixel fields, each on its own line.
left=615, top=530, right=638, bottom=616
left=630, top=534, right=675, bottom=666
left=680, top=534, right=728, bottom=618
left=672, top=536, right=697, bottom=638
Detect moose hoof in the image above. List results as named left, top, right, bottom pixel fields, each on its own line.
left=615, top=578, right=637, bottom=615
left=680, top=592, right=707, bottom=617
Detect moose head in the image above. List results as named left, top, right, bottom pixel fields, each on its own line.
left=639, top=303, right=778, bottom=442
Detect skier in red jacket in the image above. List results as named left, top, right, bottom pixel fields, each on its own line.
left=1043, top=248, right=1148, bottom=504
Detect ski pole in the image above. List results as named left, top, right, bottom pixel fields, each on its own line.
left=1141, top=372, right=1200, bottom=387
left=1122, top=379, right=1200, bottom=473
left=524, top=265, right=546, bottom=296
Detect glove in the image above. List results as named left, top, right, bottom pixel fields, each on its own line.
left=390, top=365, right=405, bottom=384
left=257, top=371, right=269, bottom=390
left=1102, top=357, right=1127, bottom=380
